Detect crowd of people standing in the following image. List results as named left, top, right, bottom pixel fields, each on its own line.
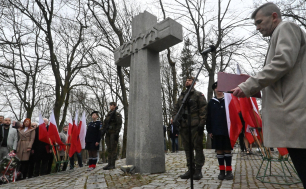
left=0, top=101, right=122, bottom=182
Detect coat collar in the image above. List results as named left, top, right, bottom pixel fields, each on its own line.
left=212, top=97, right=224, bottom=103
left=181, top=88, right=195, bottom=95
left=18, top=127, right=35, bottom=135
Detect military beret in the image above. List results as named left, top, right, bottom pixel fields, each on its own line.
left=187, top=76, right=195, bottom=80
left=212, top=82, right=218, bottom=90
left=91, top=111, right=99, bottom=116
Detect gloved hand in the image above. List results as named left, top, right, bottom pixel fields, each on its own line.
left=197, top=125, right=204, bottom=135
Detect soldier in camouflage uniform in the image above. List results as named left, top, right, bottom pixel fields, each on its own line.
left=172, top=76, right=207, bottom=180
left=102, top=102, right=122, bottom=170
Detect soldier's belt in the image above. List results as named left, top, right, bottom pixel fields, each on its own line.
left=182, top=113, right=198, bottom=119
left=191, top=113, right=198, bottom=117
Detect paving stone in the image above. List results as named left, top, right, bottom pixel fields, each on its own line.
left=0, top=149, right=303, bottom=188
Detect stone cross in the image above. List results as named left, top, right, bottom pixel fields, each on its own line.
left=114, top=11, right=183, bottom=174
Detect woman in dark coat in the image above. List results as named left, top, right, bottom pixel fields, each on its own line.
left=206, top=82, right=233, bottom=181
left=85, top=111, right=102, bottom=171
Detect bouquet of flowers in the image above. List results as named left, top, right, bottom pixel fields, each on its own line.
left=0, top=152, right=21, bottom=184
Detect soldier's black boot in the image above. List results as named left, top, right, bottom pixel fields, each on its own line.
left=104, top=159, right=115, bottom=170
left=225, top=171, right=233, bottom=180
left=193, top=169, right=203, bottom=180
left=103, top=157, right=112, bottom=170
left=103, top=164, right=110, bottom=170
left=218, top=170, right=225, bottom=180
left=104, top=165, right=115, bottom=170
left=107, top=160, right=115, bottom=170
left=180, top=169, right=194, bottom=179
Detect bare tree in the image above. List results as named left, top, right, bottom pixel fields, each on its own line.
left=0, top=4, right=50, bottom=119
left=6, top=0, right=98, bottom=130
left=161, top=0, right=255, bottom=148
left=159, top=0, right=179, bottom=105
left=279, top=0, right=306, bottom=29
left=87, top=0, right=140, bottom=158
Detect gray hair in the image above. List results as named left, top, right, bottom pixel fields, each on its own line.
left=251, top=2, right=282, bottom=20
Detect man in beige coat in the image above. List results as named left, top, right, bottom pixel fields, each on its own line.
left=232, top=3, right=306, bottom=187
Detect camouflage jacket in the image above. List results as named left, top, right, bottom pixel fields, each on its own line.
left=172, top=88, right=207, bottom=128
left=102, top=111, right=122, bottom=134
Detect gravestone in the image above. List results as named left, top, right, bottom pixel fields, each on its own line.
left=114, top=11, right=183, bottom=173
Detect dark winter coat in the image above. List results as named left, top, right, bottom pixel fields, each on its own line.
left=206, top=97, right=228, bottom=136
left=168, top=124, right=179, bottom=138
left=85, top=121, right=102, bottom=143
left=172, top=88, right=207, bottom=128
left=32, top=126, right=49, bottom=158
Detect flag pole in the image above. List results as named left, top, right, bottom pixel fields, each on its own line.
left=65, top=135, right=72, bottom=161
left=49, top=138, right=58, bottom=162
left=249, top=128, right=267, bottom=157
left=64, top=144, right=67, bottom=161
left=251, top=110, right=271, bottom=158
left=56, top=144, right=60, bottom=162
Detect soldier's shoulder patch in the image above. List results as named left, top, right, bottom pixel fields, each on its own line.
left=195, top=90, right=203, bottom=96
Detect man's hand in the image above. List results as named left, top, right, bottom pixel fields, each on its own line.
left=209, top=133, right=213, bottom=139
left=95, top=142, right=99, bottom=146
left=232, top=87, right=246, bottom=98
left=27, top=148, right=31, bottom=152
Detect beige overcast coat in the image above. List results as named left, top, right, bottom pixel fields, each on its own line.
left=239, top=21, right=306, bottom=148
left=16, top=128, right=35, bottom=161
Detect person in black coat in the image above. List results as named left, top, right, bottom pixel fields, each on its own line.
left=206, top=82, right=233, bottom=181
left=85, top=111, right=102, bottom=171
left=169, top=120, right=179, bottom=153
left=31, top=119, right=50, bottom=176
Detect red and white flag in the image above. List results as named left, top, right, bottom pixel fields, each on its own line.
left=38, top=112, right=49, bottom=144
left=69, top=110, right=82, bottom=157
left=224, top=93, right=243, bottom=148
left=239, top=97, right=262, bottom=144
left=67, top=115, right=73, bottom=139
left=78, top=111, right=87, bottom=149
left=49, top=111, right=66, bottom=151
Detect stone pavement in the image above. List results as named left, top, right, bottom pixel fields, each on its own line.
left=2, top=149, right=303, bottom=189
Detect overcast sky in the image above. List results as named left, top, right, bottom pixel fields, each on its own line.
left=129, top=0, right=260, bottom=94
left=0, top=0, right=281, bottom=120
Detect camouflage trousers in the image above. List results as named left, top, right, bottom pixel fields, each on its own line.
left=180, top=126, right=205, bottom=169
left=105, top=133, right=119, bottom=165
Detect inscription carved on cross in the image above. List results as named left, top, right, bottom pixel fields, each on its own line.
left=114, top=11, right=183, bottom=66
left=114, top=11, right=183, bottom=174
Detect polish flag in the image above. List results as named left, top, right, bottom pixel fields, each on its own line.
left=68, top=115, right=73, bottom=138
left=38, top=112, right=49, bottom=144
left=49, top=111, right=66, bottom=151
left=241, top=97, right=288, bottom=155
left=245, top=124, right=258, bottom=144
left=224, top=93, right=243, bottom=148
left=250, top=98, right=262, bottom=128
left=67, top=110, right=78, bottom=143
left=240, top=97, right=262, bottom=144
left=69, top=111, right=82, bottom=157
left=78, top=111, right=87, bottom=149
